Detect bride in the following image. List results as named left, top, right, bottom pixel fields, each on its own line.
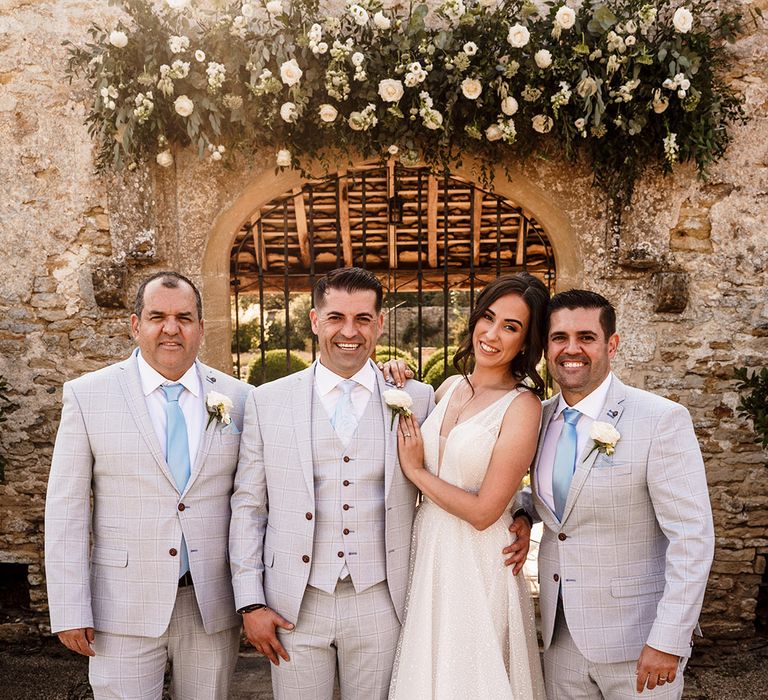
left=387, top=273, right=547, bottom=699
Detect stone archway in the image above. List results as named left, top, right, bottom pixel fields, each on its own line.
left=201, top=155, right=582, bottom=372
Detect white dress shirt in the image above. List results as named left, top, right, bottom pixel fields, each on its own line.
left=314, top=358, right=376, bottom=422
left=536, top=372, right=614, bottom=513
left=137, top=350, right=206, bottom=467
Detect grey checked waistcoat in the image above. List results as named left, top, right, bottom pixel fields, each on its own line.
left=308, top=384, right=387, bottom=593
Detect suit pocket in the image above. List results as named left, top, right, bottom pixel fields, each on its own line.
left=593, top=458, right=632, bottom=475
left=610, top=572, right=665, bottom=598
left=91, top=545, right=128, bottom=568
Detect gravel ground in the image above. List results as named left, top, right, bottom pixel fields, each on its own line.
left=2, top=637, right=766, bottom=699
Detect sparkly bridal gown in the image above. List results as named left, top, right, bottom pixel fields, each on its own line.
left=389, top=382, right=545, bottom=700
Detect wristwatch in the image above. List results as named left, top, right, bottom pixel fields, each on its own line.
left=237, top=603, right=266, bottom=615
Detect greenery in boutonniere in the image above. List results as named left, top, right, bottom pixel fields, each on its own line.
left=64, top=0, right=752, bottom=197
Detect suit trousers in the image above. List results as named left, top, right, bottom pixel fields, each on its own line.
left=544, top=605, right=684, bottom=700
left=271, top=579, right=400, bottom=700
left=88, top=586, right=240, bottom=700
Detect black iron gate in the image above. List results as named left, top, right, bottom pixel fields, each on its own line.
left=231, top=162, right=555, bottom=385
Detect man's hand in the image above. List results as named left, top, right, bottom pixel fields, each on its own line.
left=635, top=644, right=679, bottom=693
left=58, top=627, right=96, bottom=657
left=242, top=607, right=295, bottom=666
left=502, top=515, right=532, bottom=575
left=377, top=359, right=413, bottom=388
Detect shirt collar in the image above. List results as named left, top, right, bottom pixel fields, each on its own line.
left=136, top=350, right=200, bottom=398
left=315, top=358, right=376, bottom=397
left=554, top=372, right=614, bottom=421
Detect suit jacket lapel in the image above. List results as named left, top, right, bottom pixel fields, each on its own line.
left=532, top=398, right=559, bottom=525
left=117, top=354, right=177, bottom=488
left=186, top=362, right=219, bottom=492
left=374, top=368, right=399, bottom=502
left=560, top=376, right=626, bottom=523
left=294, top=365, right=317, bottom=502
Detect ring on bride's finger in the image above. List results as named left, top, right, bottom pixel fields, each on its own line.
left=404, top=433, right=411, bottom=438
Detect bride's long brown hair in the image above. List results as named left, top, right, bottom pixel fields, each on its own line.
left=453, top=273, right=549, bottom=397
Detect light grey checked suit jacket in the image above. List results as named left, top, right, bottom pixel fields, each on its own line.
left=531, top=375, right=714, bottom=664
left=229, top=362, right=434, bottom=626
left=45, top=354, right=255, bottom=637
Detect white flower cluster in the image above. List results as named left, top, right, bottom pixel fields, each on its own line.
left=250, top=68, right=282, bottom=97
left=348, top=3, right=369, bottom=26
left=168, top=35, right=190, bottom=54
left=611, top=78, right=640, bottom=103
left=352, top=52, right=367, bottom=82
left=550, top=81, right=572, bottom=115
left=222, top=94, right=243, bottom=110
left=206, top=62, right=226, bottom=91
left=266, top=0, right=283, bottom=16
left=663, top=72, right=691, bottom=99
left=168, top=60, right=189, bottom=79
left=99, top=84, right=118, bottom=110
left=348, top=103, right=378, bottom=131
left=663, top=132, right=679, bottom=164
left=638, top=4, right=657, bottom=34
left=485, top=118, right=516, bottom=144
left=574, top=117, right=587, bottom=137
left=373, top=11, right=391, bottom=31
left=133, top=91, right=154, bottom=123
left=440, top=0, right=466, bottom=24
left=230, top=15, right=248, bottom=38
left=404, top=61, right=428, bottom=88
left=308, top=23, right=328, bottom=56
left=326, top=67, right=351, bottom=101
left=208, top=143, right=226, bottom=161
left=418, top=91, right=443, bottom=130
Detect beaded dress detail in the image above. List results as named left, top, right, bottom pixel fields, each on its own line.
left=389, top=381, right=545, bottom=700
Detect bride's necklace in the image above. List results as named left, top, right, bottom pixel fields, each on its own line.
left=452, top=379, right=488, bottom=425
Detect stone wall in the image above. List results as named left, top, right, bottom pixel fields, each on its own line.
left=0, top=0, right=766, bottom=644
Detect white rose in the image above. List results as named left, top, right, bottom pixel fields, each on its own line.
left=318, top=103, right=338, bottom=122
left=280, top=101, right=298, bottom=123
left=378, top=78, right=404, bottom=103
left=576, top=76, right=597, bottom=98
left=535, top=49, right=552, bottom=69
left=316, top=42, right=328, bottom=54
left=388, top=144, right=399, bottom=155
left=348, top=111, right=364, bottom=131
left=672, top=7, right=693, bottom=33
left=463, top=42, right=478, bottom=56
left=373, top=11, right=391, bottom=30
left=625, top=35, right=636, bottom=47
left=625, top=19, right=637, bottom=34
left=280, top=58, right=303, bottom=86
left=194, top=50, right=206, bottom=62
left=156, top=150, right=174, bottom=168
left=507, top=24, right=530, bottom=48
left=383, top=389, right=413, bottom=411
left=109, top=30, right=128, bottom=48
left=532, top=114, right=553, bottom=133
left=276, top=148, right=292, bottom=167
left=352, top=52, right=365, bottom=67
left=241, top=2, right=258, bottom=19
left=350, top=4, right=369, bottom=25
left=461, top=77, right=482, bottom=100
left=589, top=421, right=621, bottom=446
left=485, top=123, right=503, bottom=141
left=266, top=0, right=283, bottom=16
left=174, top=94, right=194, bottom=117
left=423, top=109, right=443, bottom=130
left=166, top=0, right=189, bottom=8
left=501, top=96, right=518, bottom=116
left=555, top=6, right=576, bottom=30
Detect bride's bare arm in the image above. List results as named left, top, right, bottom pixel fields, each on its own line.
left=397, top=391, right=541, bottom=531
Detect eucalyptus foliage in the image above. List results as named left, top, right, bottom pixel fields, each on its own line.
left=64, top=0, right=748, bottom=196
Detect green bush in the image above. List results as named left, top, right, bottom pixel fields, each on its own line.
left=374, top=345, right=418, bottom=374
left=734, top=367, right=768, bottom=458
left=247, top=349, right=309, bottom=386
left=422, top=346, right=458, bottom=378
left=423, top=348, right=461, bottom=390
left=232, top=319, right=261, bottom=353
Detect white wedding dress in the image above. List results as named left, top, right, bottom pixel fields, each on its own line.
left=389, top=381, right=545, bottom=700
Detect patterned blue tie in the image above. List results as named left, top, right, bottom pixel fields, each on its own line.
left=331, top=379, right=358, bottom=445
left=162, top=383, right=191, bottom=577
left=552, top=408, right=581, bottom=521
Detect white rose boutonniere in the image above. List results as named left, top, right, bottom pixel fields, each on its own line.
left=206, top=391, right=233, bottom=429
left=586, top=421, right=621, bottom=458
left=383, top=389, right=413, bottom=430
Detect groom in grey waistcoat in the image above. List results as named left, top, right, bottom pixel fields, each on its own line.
left=229, top=267, right=434, bottom=700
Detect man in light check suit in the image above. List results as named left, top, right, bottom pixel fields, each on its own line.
left=229, top=267, right=434, bottom=700
left=506, top=289, right=714, bottom=699
left=45, top=271, right=253, bottom=699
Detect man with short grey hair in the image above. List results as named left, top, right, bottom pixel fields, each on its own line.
left=45, top=271, right=254, bottom=699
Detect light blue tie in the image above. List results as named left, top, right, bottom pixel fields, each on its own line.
left=552, top=408, right=581, bottom=521
left=162, top=383, right=191, bottom=577
left=331, top=379, right=358, bottom=445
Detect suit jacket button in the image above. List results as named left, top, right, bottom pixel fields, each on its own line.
left=558, top=533, right=567, bottom=541
left=302, top=555, right=310, bottom=563
left=337, top=551, right=344, bottom=558
left=343, top=480, right=350, bottom=487
left=305, top=512, right=313, bottom=520
left=343, top=504, right=350, bottom=511
left=553, top=574, right=560, bottom=582
left=343, top=456, right=350, bottom=463
left=178, top=503, right=185, bottom=511
left=343, top=528, right=350, bottom=535
left=169, top=548, right=178, bottom=557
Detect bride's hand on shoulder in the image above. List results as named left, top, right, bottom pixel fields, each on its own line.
left=397, top=414, right=425, bottom=481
